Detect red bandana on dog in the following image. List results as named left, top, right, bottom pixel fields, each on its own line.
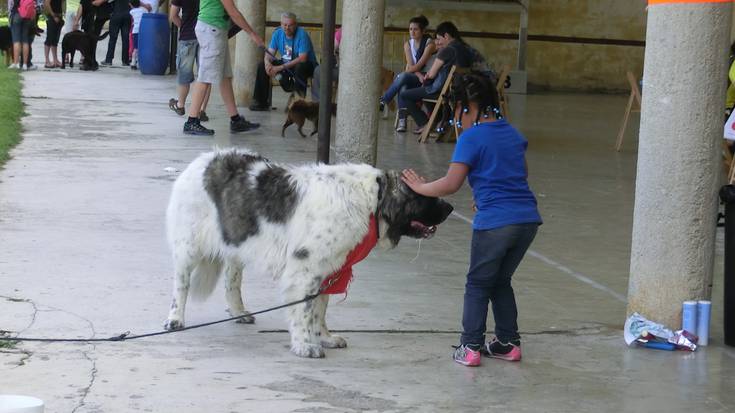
left=320, top=214, right=379, bottom=295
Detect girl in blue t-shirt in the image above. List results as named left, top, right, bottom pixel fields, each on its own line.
left=402, top=73, right=542, bottom=367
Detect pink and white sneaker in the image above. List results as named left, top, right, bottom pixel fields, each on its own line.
left=485, top=337, right=522, bottom=361
left=452, top=344, right=482, bottom=367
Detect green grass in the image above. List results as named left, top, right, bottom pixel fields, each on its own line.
left=0, top=339, right=18, bottom=349
left=0, top=66, right=22, bottom=166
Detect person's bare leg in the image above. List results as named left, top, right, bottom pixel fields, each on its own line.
left=201, top=84, right=212, bottom=112
left=21, top=44, right=29, bottom=68
left=177, top=83, right=190, bottom=110
left=44, top=45, right=51, bottom=66
left=219, top=76, right=238, bottom=117
left=187, top=81, right=209, bottom=119
left=12, top=42, right=20, bottom=64
left=51, top=46, right=60, bottom=66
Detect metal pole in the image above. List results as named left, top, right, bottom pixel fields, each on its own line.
left=169, top=23, right=178, bottom=75
left=720, top=185, right=735, bottom=347
left=317, top=0, right=337, bottom=164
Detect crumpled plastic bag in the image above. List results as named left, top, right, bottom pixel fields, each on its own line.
left=624, top=312, right=674, bottom=346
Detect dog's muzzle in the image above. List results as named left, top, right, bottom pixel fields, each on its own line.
left=410, top=220, right=438, bottom=239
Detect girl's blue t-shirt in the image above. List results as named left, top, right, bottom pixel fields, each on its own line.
left=451, top=120, right=542, bottom=230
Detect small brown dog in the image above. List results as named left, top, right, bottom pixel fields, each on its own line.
left=282, top=99, right=336, bottom=138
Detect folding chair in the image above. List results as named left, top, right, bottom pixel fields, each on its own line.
left=615, top=71, right=642, bottom=151
left=419, top=65, right=458, bottom=143
left=496, top=64, right=511, bottom=121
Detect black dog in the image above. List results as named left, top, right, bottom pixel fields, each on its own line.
left=61, top=30, right=109, bottom=70
left=0, top=26, right=11, bottom=66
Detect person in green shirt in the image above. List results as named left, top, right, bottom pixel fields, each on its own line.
left=183, top=0, right=264, bottom=135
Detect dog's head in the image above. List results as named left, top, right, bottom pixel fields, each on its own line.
left=377, top=171, right=454, bottom=247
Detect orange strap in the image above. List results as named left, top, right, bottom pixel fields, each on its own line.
left=649, top=0, right=733, bottom=4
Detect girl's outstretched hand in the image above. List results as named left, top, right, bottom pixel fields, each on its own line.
left=401, top=169, right=426, bottom=193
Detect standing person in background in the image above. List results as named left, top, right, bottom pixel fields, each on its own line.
left=72, top=0, right=94, bottom=32
left=168, top=0, right=211, bottom=121
left=101, top=0, right=132, bottom=66
left=310, top=27, right=340, bottom=103
left=43, top=0, right=65, bottom=68
left=7, top=0, right=35, bottom=69
left=91, top=0, right=112, bottom=36
left=182, top=0, right=264, bottom=135
left=128, top=0, right=146, bottom=70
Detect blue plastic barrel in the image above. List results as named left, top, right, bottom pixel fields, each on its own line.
left=138, top=13, right=170, bottom=75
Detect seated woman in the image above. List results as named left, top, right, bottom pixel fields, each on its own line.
left=380, top=15, right=436, bottom=132
left=398, top=21, right=478, bottom=135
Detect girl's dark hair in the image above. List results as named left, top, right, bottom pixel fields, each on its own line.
left=409, top=15, right=429, bottom=30
left=435, top=21, right=462, bottom=43
left=447, top=72, right=501, bottom=121
left=130, top=0, right=141, bottom=7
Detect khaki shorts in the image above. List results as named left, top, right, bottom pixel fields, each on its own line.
left=194, top=20, right=232, bottom=84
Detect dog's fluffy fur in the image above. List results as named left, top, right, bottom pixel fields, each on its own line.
left=61, top=30, right=109, bottom=70
left=0, top=26, right=11, bottom=66
left=282, top=99, right=336, bottom=138
left=164, top=148, right=453, bottom=358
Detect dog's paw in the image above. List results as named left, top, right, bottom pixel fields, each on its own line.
left=228, top=309, right=255, bottom=324
left=291, top=342, right=325, bottom=358
left=234, top=314, right=255, bottom=324
left=321, top=334, right=347, bottom=349
left=164, top=318, right=184, bottom=331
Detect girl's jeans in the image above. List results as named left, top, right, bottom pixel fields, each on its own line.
left=461, top=223, right=539, bottom=346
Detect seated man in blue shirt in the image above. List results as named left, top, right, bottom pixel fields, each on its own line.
left=250, top=12, right=317, bottom=111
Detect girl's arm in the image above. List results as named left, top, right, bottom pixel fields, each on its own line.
left=409, top=41, right=436, bottom=73
left=401, top=163, right=469, bottom=197
left=403, top=41, right=412, bottom=71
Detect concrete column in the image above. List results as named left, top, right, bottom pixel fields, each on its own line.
left=517, top=0, right=529, bottom=72
left=334, top=0, right=385, bottom=165
left=232, top=0, right=266, bottom=107
left=627, top=3, right=732, bottom=328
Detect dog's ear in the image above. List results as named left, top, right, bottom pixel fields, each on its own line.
left=376, top=174, right=387, bottom=202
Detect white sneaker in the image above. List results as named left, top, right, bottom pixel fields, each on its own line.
left=8, top=63, right=20, bottom=69
left=396, top=118, right=407, bottom=133
left=25, top=64, right=37, bottom=71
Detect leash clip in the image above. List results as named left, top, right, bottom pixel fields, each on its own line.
left=109, top=331, right=130, bottom=341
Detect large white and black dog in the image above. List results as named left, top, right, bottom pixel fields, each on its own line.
left=164, top=148, right=453, bottom=357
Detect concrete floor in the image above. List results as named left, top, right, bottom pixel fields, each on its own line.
left=1, top=44, right=735, bottom=413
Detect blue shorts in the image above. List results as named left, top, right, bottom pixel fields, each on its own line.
left=10, top=13, right=33, bottom=45
left=176, top=39, right=199, bottom=85
left=132, top=33, right=139, bottom=50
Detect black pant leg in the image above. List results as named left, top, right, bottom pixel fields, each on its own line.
left=252, top=61, right=272, bottom=107
left=105, top=15, right=121, bottom=63
left=293, top=61, right=314, bottom=97
left=120, top=15, right=130, bottom=64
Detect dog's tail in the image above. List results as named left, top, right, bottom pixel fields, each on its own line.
left=95, top=31, right=110, bottom=41
left=189, top=257, right=223, bottom=301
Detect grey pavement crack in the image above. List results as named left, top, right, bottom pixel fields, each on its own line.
left=2, top=295, right=100, bottom=412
